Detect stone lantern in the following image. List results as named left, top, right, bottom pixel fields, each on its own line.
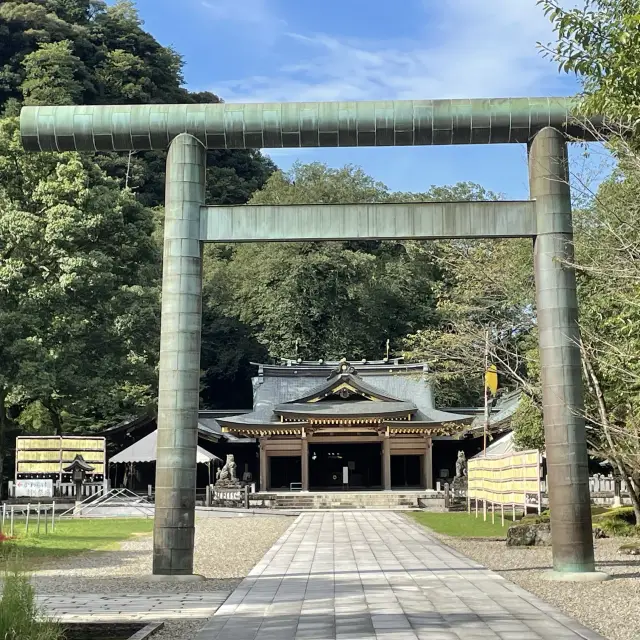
left=63, top=455, right=95, bottom=514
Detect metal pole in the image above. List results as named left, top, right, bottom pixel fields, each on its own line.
left=483, top=329, right=490, bottom=456
left=2, top=503, right=5, bottom=530
left=501, top=503, right=505, bottom=527
left=44, top=505, right=48, bottom=534
left=491, top=502, right=495, bottom=525
left=51, top=501, right=56, bottom=532
left=153, top=133, right=206, bottom=576
left=10, top=506, right=14, bottom=537
left=37, top=503, right=41, bottom=534
left=529, top=127, right=596, bottom=575
left=25, top=503, right=30, bottom=534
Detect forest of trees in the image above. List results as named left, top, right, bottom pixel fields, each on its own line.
left=1, top=0, right=639, bottom=518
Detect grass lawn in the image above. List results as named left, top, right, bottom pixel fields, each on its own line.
left=408, top=511, right=516, bottom=538
left=1, top=518, right=154, bottom=565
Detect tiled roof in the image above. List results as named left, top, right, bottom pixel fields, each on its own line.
left=219, top=363, right=474, bottom=427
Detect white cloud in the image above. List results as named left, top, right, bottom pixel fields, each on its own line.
left=211, top=0, right=577, bottom=104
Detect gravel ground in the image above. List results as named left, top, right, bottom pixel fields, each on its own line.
left=31, top=513, right=294, bottom=640
left=436, top=533, right=640, bottom=640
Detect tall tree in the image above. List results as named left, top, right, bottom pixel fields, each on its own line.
left=209, top=164, right=493, bottom=362
left=0, top=0, right=276, bottom=207
left=538, top=0, right=640, bottom=123
left=0, top=116, right=160, bottom=434
left=21, top=39, right=88, bottom=105
left=0, top=0, right=277, bottom=494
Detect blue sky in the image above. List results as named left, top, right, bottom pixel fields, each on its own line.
left=130, top=0, right=606, bottom=199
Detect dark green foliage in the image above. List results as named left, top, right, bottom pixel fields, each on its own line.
left=209, top=163, right=449, bottom=361
left=512, top=394, right=545, bottom=451
left=0, top=117, right=160, bottom=434
left=538, top=0, right=640, bottom=122
left=0, top=0, right=276, bottom=208
left=21, top=39, right=88, bottom=105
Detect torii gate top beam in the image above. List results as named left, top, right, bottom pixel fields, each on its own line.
left=20, top=96, right=600, bottom=153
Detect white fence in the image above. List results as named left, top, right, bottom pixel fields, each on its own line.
left=8, top=480, right=108, bottom=499
left=540, top=474, right=627, bottom=495
left=55, top=481, right=107, bottom=498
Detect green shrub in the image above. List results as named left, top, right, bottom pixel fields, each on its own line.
left=593, top=507, right=640, bottom=537
left=593, top=507, right=636, bottom=525
left=0, top=567, right=63, bottom=640
left=518, top=509, right=550, bottom=525
left=519, top=507, right=639, bottom=536
left=519, top=514, right=550, bottom=525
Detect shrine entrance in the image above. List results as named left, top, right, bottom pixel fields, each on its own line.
left=309, top=443, right=382, bottom=490
left=391, top=455, right=422, bottom=489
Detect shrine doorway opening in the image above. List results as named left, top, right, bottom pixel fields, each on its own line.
left=309, top=443, right=382, bottom=490
left=391, top=455, right=422, bottom=489
left=269, top=456, right=301, bottom=490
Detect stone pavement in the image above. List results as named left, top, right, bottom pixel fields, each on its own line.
left=37, top=591, right=229, bottom=623
left=195, top=512, right=606, bottom=640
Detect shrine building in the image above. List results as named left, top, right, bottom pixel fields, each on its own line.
left=217, top=359, right=474, bottom=492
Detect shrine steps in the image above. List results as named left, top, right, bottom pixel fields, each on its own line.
left=249, top=491, right=445, bottom=511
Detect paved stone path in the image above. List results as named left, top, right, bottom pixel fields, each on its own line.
left=37, top=592, right=229, bottom=622
left=195, top=512, right=606, bottom=640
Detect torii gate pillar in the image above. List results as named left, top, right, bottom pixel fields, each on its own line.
left=529, top=127, right=596, bottom=575
left=153, top=133, right=206, bottom=576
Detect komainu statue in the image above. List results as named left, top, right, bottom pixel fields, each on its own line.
left=215, top=454, right=241, bottom=488
left=452, top=450, right=468, bottom=492
left=455, top=450, right=467, bottom=479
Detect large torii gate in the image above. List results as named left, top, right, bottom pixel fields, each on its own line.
left=20, top=97, right=606, bottom=580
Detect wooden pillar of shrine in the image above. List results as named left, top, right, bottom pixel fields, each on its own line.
left=301, top=433, right=309, bottom=491
left=424, top=438, right=433, bottom=490
left=259, top=441, right=268, bottom=492
left=382, top=433, right=391, bottom=490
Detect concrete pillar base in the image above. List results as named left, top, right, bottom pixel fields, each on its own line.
left=542, top=570, right=610, bottom=583
left=148, top=574, right=206, bottom=583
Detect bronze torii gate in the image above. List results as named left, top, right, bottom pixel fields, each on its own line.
left=20, top=97, right=605, bottom=579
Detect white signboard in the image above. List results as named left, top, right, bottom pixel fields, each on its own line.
left=15, top=479, right=53, bottom=498
left=342, top=466, right=349, bottom=484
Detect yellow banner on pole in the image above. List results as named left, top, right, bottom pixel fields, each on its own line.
left=485, top=364, right=498, bottom=396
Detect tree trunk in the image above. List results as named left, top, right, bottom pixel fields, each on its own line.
left=581, top=345, right=640, bottom=524
left=0, top=388, right=9, bottom=500
left=43, top=399, right=63, bottom=436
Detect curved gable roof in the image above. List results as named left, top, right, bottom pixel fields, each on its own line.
left=286, top=373, right=402, bottom=404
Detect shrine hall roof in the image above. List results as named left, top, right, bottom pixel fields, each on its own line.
left=275, top=400, right=418, bottom=419
left=217, top=360, right=473, bottom=429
